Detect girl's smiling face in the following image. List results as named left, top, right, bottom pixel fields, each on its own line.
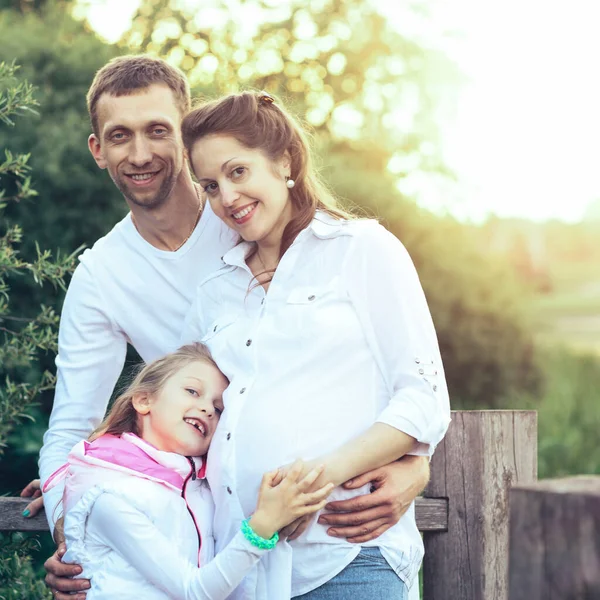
left=191, top=135, right=293, bottom=250
left=133, top=360, right=228, bottom=456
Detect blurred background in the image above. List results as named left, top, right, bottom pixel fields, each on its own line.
left=1, top=0, right=599, bottom=591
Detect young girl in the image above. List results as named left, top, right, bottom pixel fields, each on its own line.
left=180, top=92, right=451, bottom=599
left=42, top=343, right=333, bottom=600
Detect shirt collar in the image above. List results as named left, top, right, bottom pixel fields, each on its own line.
left=221, top=211, right=351, bottom=267
left=309, top=211, right=352, bottom=239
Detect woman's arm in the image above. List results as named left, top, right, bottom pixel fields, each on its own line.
left=320, top=424, right=417, bottom=486
left=319, top=222, right=451, bottom=486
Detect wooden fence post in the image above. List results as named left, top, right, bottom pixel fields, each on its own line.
left=508, top=477, right=600, bottom=599
left=422, top=410, right=537, bottom=600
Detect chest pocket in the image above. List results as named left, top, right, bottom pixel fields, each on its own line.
left=281, top=277, right=349, bottom=340
left=202, top=315, right=238, bottom=341
left=286, top=275, right=341, bottom=305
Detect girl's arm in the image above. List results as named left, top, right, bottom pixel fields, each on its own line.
left=85, top=464, right=332, bottom=600
left=87, top=493, right=265, bottom=600
left=321, top=222, right=451, bottom=486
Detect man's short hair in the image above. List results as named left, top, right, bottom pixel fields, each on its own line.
left=86, top=54, right=191, bottom=136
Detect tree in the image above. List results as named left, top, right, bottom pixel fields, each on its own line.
left=0, top=2, right=122, bottom=256
left=121, top=0, right=458, bottom=175
left=0, top=0, right=543, bottom=415
left=0, top=60, right=76, bottom=600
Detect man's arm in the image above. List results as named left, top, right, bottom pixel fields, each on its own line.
left=38, top=260, right=127, bottom=537
left=319, top=456, right=429, bottom=542
left=281, top=456, right=430, bottom=541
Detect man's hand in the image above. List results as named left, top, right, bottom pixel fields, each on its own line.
left=44, top=518, right=90, bottom=599
left=318, top=455, right=430, bottom=543
left=279, top=513, right=312, bottom=541
left=20, top=478, right=44, bottom=518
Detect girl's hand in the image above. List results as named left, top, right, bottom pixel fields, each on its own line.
left=249, top=460, right=334, bottom=539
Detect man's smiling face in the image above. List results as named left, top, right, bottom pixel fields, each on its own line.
left=88, top=83, right=186, bottom=210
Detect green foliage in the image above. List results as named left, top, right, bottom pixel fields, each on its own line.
left=0, top=4, right=123, bottom=255
left=0, top=7, right=122, bottom=491
left=518, top=347, right=600, bottom=478
left=0, top=60, right=77, bottom=591
left=122, top=0, right=458, bottom=176
left=0, top=533, right=51, bottom=600
left=0, top=61, right=80, bottom=451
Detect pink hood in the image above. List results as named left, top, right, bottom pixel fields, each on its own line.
left=43, top=433, right=206, bottom=502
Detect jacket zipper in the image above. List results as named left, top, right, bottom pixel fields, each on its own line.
left=182, top=456, right=202, bottom=566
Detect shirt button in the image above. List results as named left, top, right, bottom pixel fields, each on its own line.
left=227, top=432, right=231, bottom=440
left=240, top=387, right=246, bottom=394
left=261, top=298, right=265, bottom=305
left=246, top=339, right=252, bottom=346
left=433, top=385, right=438, bottom=391
left=419, top=368, right=424, bottom=375
left=308, top=295, right=316, bottom=301
left=227, top=486, right=232, bottom=495
left=415, top=357, right=421, bottom=364
left=213, top=325, right=218, bottom=332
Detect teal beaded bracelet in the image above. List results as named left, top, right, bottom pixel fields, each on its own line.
left=241, top=518, right=279, bottom=550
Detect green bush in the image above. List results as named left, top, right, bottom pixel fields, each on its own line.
left=0, top=534, right=51, bottom=600
left=519, top=347, right=600, bottom=479
left=0, top=59, right=76, bottom=594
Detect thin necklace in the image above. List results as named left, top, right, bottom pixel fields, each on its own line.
left=131, top=185, right=203, bottom=252
left=256, top=249, right=277, bottom=274
left=173, top=185, right=203, bottom=251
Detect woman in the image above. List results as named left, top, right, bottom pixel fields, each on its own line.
left=181, top=91, right=450, bottom=599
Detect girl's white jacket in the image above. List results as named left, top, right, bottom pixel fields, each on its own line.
left=43, top=433, right=269, bottom=600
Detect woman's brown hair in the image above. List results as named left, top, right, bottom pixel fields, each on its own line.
left=181, top=91, right=355, bottom=261
left=89, top=343, right=219, bottom=442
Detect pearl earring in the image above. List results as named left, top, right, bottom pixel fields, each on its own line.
left=286, top=177, right=295, bottom=189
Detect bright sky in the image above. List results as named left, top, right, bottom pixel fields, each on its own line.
left=78, top=0, right=600, bottom=223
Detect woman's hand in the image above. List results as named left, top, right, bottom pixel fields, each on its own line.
left=249, top=460, right=334, bottom=539
left=318, top=455, right=430, bottom=543
left=20, top=478, right=44, bottom=518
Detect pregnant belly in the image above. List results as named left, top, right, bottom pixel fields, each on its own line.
left=232, top=406, right=373, bottom=518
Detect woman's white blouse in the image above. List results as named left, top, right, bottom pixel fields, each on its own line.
left=183, top=214, right=451, bottom=598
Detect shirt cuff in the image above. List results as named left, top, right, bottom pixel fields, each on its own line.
left=376, top=389, right=451, bottom=458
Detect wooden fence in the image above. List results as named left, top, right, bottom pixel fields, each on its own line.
left=1, top=410, right=597, bottom=599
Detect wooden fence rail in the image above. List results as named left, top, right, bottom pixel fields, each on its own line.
left=0, top=496, right=450, bottom=533
left=1, top=410, right=539, bottom=600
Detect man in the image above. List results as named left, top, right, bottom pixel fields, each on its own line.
left=21, top=55, right=430, bottom=600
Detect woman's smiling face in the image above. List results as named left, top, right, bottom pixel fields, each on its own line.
left=191, top=135, right=293, bottom=249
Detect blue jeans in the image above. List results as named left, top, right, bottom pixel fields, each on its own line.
left=292, top=547, right=409, bottom=599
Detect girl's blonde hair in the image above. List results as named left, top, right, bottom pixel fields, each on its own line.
left=89, top=343, right=219, bottom=442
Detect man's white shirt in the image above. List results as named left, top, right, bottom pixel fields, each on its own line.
left=39, top=203, right=236, bottom=534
